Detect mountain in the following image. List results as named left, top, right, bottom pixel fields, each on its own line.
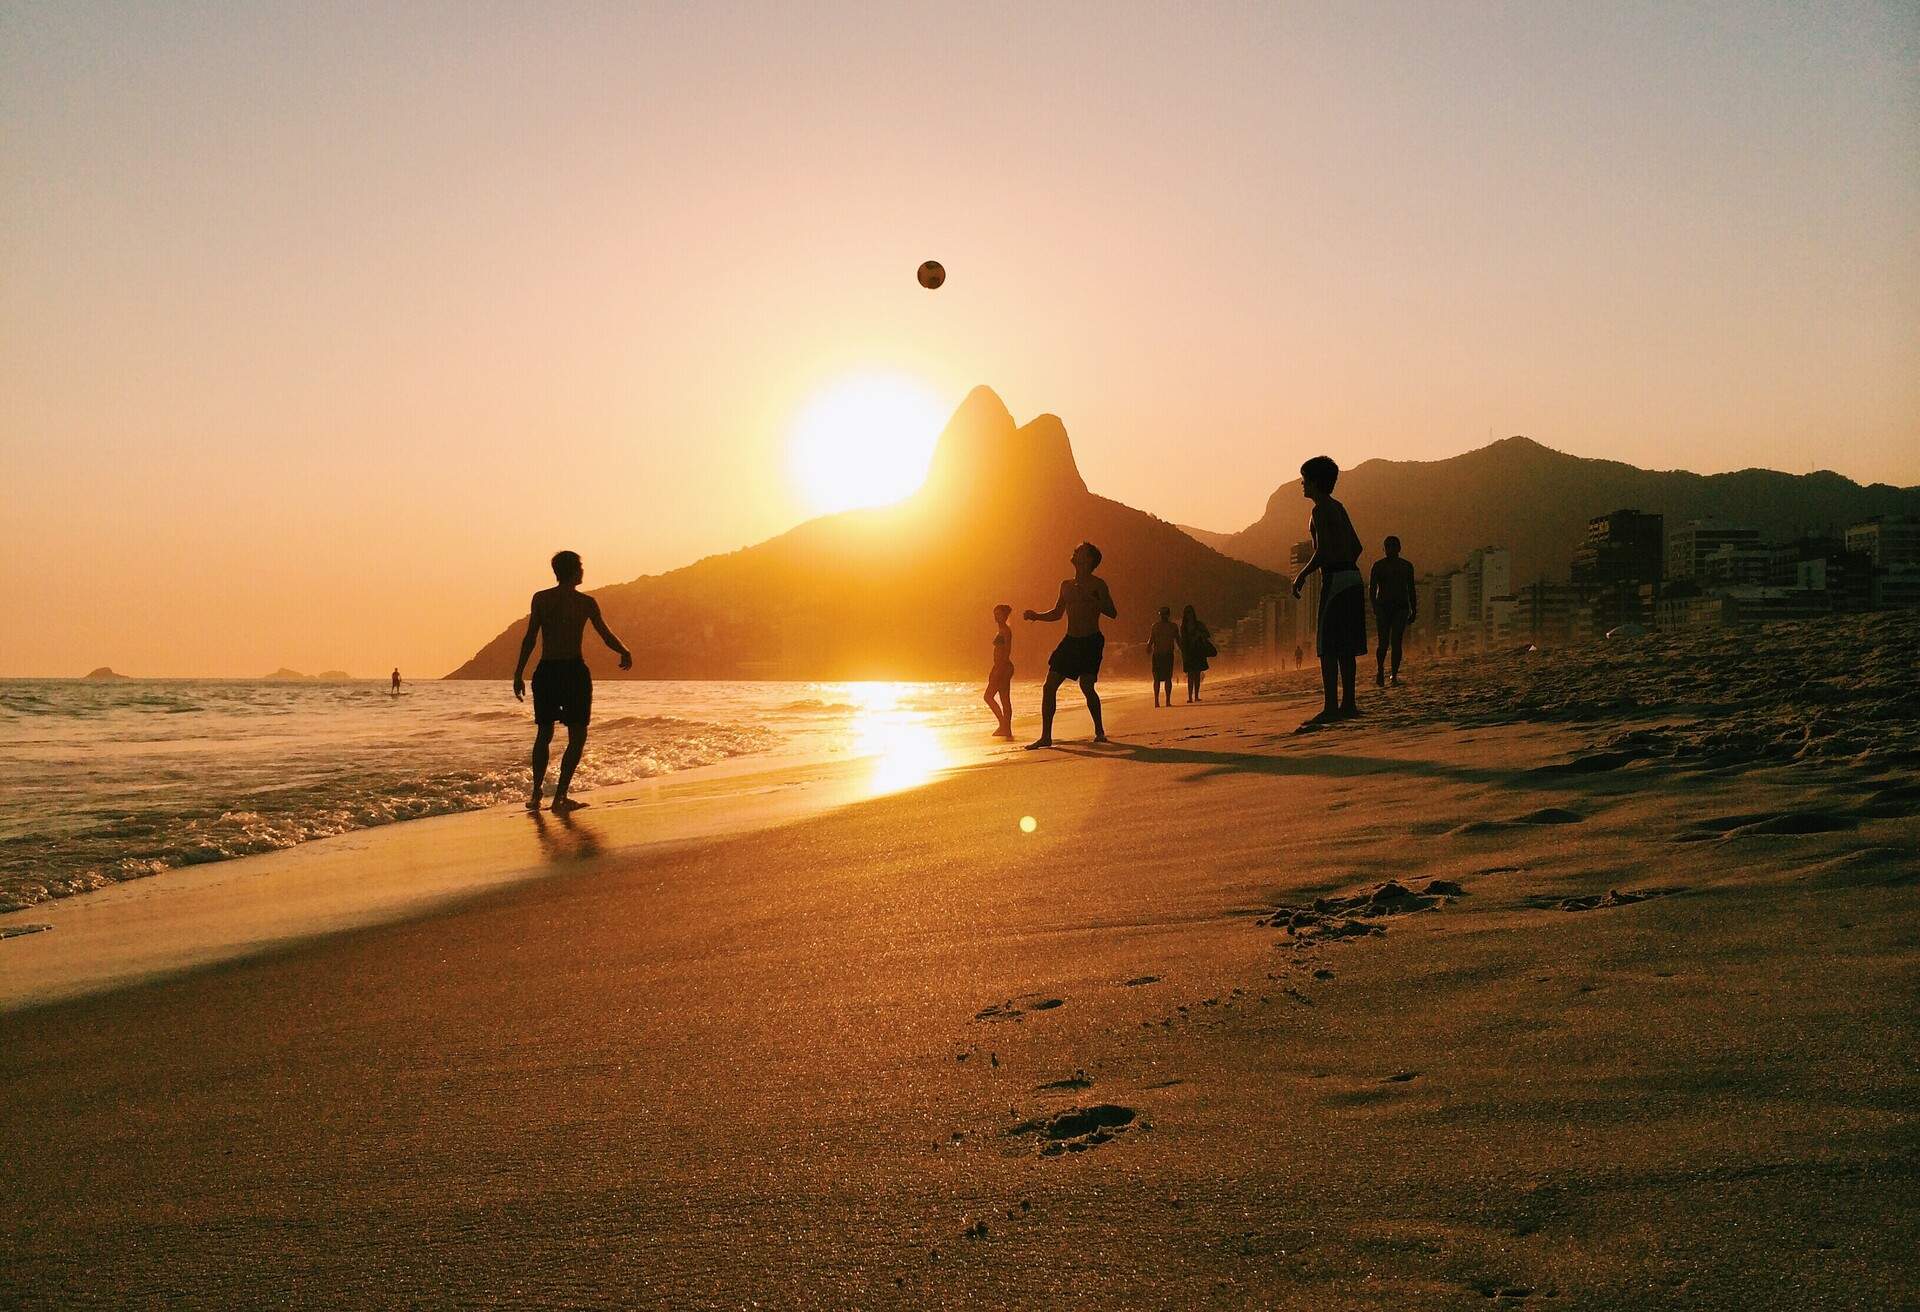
left=448, top=387, right=1285, bottom=680
left=1185, top=436, right=1920, bottom=582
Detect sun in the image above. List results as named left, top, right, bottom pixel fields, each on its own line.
left=788, top=373, right=946, bottom=514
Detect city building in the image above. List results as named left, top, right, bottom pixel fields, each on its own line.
left=1572, top=509, right=1664, bottom=588
left=1844, top=516, right=1920, bottom=569
left=1666, top=520, right=1764, bottom=583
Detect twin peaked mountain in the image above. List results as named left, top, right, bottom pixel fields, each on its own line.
left=448, top=388, right=1283, bottom=680
left=450, top=389, right=1920, bottom=680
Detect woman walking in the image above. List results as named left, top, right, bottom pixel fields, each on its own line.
left=1179, top=605, right=1213, bottom=703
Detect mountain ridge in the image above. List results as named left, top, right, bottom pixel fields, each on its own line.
left=1183, top=436, right=1920, bottom=582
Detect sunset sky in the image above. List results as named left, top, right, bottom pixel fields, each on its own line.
left=3, top=2, right=1915, bottom=677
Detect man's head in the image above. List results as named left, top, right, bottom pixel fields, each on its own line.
left=551, top=550, right=584, bottom=585
left=993, top=603, right=1012, bottom=623
left=1300, top=455, right=1339, bottom=499
left=1159, top=606, right=1171, bottom=621
left=1071, top=541, right=1102, bottom=573
left=1384, top=535, right=1402, bottom=557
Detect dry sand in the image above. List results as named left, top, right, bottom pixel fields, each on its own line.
left=3, top=615, right=1916, bottom=1309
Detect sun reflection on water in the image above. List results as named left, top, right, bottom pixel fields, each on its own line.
left=843, top=682, right=953, bottom=795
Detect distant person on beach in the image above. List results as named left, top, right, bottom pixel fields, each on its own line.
left=984, top=604, right=1015, bottom=739
left=1022, top=541, right=1114, bottom=749
left=1294, top=644, right=1304, bottom=670
left=1179, top=606, right=1213, bottom=703
left=512, top=550, right=633, bottom=812
left=1369, top=536, right=1416, bottom=687
left=1290, top=455, right=1367, bottom=728
left=391, top=668, right=401, bottom=693
left=1149, top=607, right=1179, bottom=708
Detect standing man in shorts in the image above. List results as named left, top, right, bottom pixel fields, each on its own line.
left=512, top=550, right=633, bottom=812
left=1148, top=606, right=1179, bottom=708
left=1022, top=541, right=1115, bottom=749
left=1369, top=535, right=1416, bottom=686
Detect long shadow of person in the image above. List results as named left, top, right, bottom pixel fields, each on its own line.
left=530, top=808, right=606, bottom=864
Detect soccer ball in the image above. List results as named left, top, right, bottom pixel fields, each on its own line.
left=917, top=260, right=945, bottom=290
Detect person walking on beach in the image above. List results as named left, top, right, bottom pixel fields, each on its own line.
left=984, top=604, right=1015, bottom=738
left=1294, top=644, right=1304, bottom=670
left=512, top=550, right=633, bottom=812
left=1369, top=536, right=1416, bottom=687
left=1291, top=455, right=1367, bottom=729
left=1179, top=606, right=1213, bottom=703
left=1023, top=541, right=1114, bottom=749
left=1149, top=606, right=1179, bottom=708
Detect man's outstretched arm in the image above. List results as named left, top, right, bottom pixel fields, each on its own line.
left=1023, top=584, right=1068, bottom=623
left=512, top=597, right=541, bottom=701
left=589, top=598, right=634, bottom=670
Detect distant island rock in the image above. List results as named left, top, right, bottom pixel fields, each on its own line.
left=313, top=670, right=354, bottom=682
left=261, top=668, right=357, bottom=682
left=82, top=666, right=131, bottom=680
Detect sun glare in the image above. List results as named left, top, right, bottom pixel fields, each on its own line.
left=788, top=373, right=946, bottom=514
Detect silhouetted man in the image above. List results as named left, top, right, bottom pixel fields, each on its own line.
left=1023, top=541, right=1114, bottom=748
left=391, top=667, right=401, bottom=694
left=513, top=550, right=632, bottom=812
left=1291, top=455, right=1366, bottom=728
left=1149, top=606, right=1178, bottom=708
left=1369, top=535, right=1416, bottom=686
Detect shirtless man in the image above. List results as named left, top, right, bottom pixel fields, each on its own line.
left=1148, top=606, right=1179, bottom=708
left=512, top=550, right=632, bottom=812
left=1369, top=535, right=1417, bottom=687
left=1022, top=541, right=1115, bottom=749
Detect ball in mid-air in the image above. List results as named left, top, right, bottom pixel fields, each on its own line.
left=917, top=259, right=945, bottom=290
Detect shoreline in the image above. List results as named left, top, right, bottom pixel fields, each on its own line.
left=0, top=687, right=1125, bottom=1013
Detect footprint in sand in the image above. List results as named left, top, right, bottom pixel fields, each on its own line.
left=1036, top=1069, right=1093, bottom=1091
left=1006, top=1103, right=1138, bottom=1156
left=974, top=994, right=1066, bottom=1023
left=1676, top=811, right=1858, bottom=842
left=1531, top=886, right=1686, bottom=913
left=1123, top=975, right=1161, bottom=987
left=0, top=924, right=53, bottom=940
left=1450, top=808, right=1583, bottom=836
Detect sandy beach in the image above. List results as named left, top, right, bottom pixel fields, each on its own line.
left=3, top=616, right=1916, bottom=1309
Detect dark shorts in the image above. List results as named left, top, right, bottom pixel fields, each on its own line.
left=532, top=659, right=592, bottom=726
left=1374, top=602, right=1411, bottom=645
left=1048, top=632, right=1105, bottom=681
left=1318, top=580, right=1369, bottom=659
left=1151, top=651, right=1175, bottom=681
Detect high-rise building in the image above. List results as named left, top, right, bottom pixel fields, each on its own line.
left=1845, top=516, right=1920, bottom=569
left=1666, top=520, right=1763, bottom=583
left=1572, top=509, right=1664, bottom=587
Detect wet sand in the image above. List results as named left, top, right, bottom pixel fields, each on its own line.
left=3, top=616, right=1916, bottom=1308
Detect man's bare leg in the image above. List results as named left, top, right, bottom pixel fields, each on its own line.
left=1027, top=672, right=1065, bottom=749
left=528, top=721, right=555, bottom=810
left=552, top=722, right=589, bottom=810
left=1081, top=676, right=1107, bottom=742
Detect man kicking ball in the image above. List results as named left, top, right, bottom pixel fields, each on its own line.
left=512, top=550, right=632, bottom=811
left=1022, top=541, right=1115, bottom=749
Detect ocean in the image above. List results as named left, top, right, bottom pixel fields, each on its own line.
left=0, top=678, right=987, bottom=912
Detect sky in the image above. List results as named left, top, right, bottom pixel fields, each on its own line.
left=3, top=1, right=1916, bottom=676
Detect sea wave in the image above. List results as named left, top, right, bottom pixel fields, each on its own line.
left=0, top=712, right=779, bottom=913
